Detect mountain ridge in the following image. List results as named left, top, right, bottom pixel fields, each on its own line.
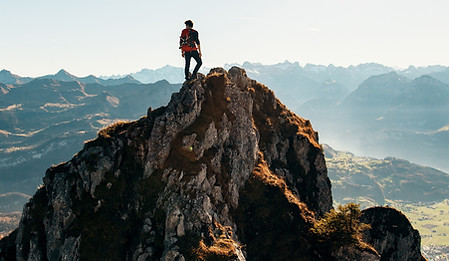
left=5, top=61, right=449, bottom=86
left=0, top=70, right=33, bottom=85
left=301, top=71, right=449, bottom=173
left=0, top=78, right=181, bottom=195
left=0, top=69, right=141, bottom=87
left=0, top=67, right=425, bottom=260
left=37, top=69, right=142, bottom=86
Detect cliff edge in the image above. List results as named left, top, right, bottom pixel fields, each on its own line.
left=0, top=67, right=424, bottom=260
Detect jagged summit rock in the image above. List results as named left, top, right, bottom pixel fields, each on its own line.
left=0, top=67, right=424, bottom=260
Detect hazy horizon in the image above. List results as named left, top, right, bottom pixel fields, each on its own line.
left=2, top=0, right=449, bottom=77
left=2, top=61, right=448, bottom=79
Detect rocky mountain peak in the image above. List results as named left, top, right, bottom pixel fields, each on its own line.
left=0, top=67, right=424, bottom=260
left=53, top=69, right=78, bottom=82
left=0, top=70, right=24, bottom=85
left=414, top=74, right=448, bottom=88
left=56, top=69, right=71, bottom=76
left=0, top=69, right=12, bottom=75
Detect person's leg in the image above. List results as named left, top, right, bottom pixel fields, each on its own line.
left=191, top=51, right=203, bottom=78
left=184, top=52, right=192, bottom=80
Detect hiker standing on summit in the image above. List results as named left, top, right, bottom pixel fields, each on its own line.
left=180, top=20, right=202, bottom=81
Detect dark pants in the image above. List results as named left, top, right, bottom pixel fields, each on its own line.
left=184, top=50, right=202, bottom=79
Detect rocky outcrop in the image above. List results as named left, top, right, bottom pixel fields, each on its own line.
left=361, top=207, right=427, bottom=261
left=0, top=67, right=425, bottom=260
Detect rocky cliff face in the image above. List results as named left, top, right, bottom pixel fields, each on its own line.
left=0, top=68, right=424, bottom=260
left=361, top=207, right=426, bottom=261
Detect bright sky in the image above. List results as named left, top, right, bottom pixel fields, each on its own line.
left=1, top=0, right=448, bottom=77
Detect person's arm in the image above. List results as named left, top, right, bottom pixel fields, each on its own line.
left=195, top=31, right=202, bottom=57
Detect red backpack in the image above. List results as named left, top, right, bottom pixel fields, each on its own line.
left=179, top=29, right=197, bottom=52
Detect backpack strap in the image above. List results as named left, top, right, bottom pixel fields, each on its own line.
left=188, top=29, right=196, bottom=48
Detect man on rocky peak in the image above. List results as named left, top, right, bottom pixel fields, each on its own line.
left=180, top=20, right=202, bottom=81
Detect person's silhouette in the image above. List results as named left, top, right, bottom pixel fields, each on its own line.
left=179, top=20, right=202, bottom=81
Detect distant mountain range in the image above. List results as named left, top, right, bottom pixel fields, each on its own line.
left=0, top=70, right=33, bottom=85
left=2, top=63, right=449, bottom=172
left=300, top=72, right=449, bottom=173
left=234, top=62, right=449, bottom=110
left=219, top=62, right=449, bottom=173
left=1, top=62, right=449, bottom=204
left=103, top=65, right=190, bottom=84
left=4, top=61, right=449, bottom=88
left=95, top=61, right=449, bottom=89
left=0, top=69, right=140, bottom=86
left=0, top=76, right=181, bottom=195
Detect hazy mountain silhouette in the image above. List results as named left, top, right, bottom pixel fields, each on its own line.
left=0, top=70, right=33, bottom=85
left=39, top=69, right=78, bottom=82
left=0, top=78, right=180, bottom=195
left=97, top=62, right=449, bottom=110
left=384, top=75, right=449, bottom=131
left=301, top=73, right=449, bottom=172
left=340, top=72, right=410, bottom=110
left=110, top=61, right=449, bottom=113
left=401, top=65, right=449, bottom=80
left=429, top=68, right=449, bottom=85
left=0, top=69, right=141, bottom=87
left=129, top=65, right=187, bottom=83
left=37, top=69, right=141, bottom=86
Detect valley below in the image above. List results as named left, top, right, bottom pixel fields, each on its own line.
left=1, top=63, right=449, bottom=259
